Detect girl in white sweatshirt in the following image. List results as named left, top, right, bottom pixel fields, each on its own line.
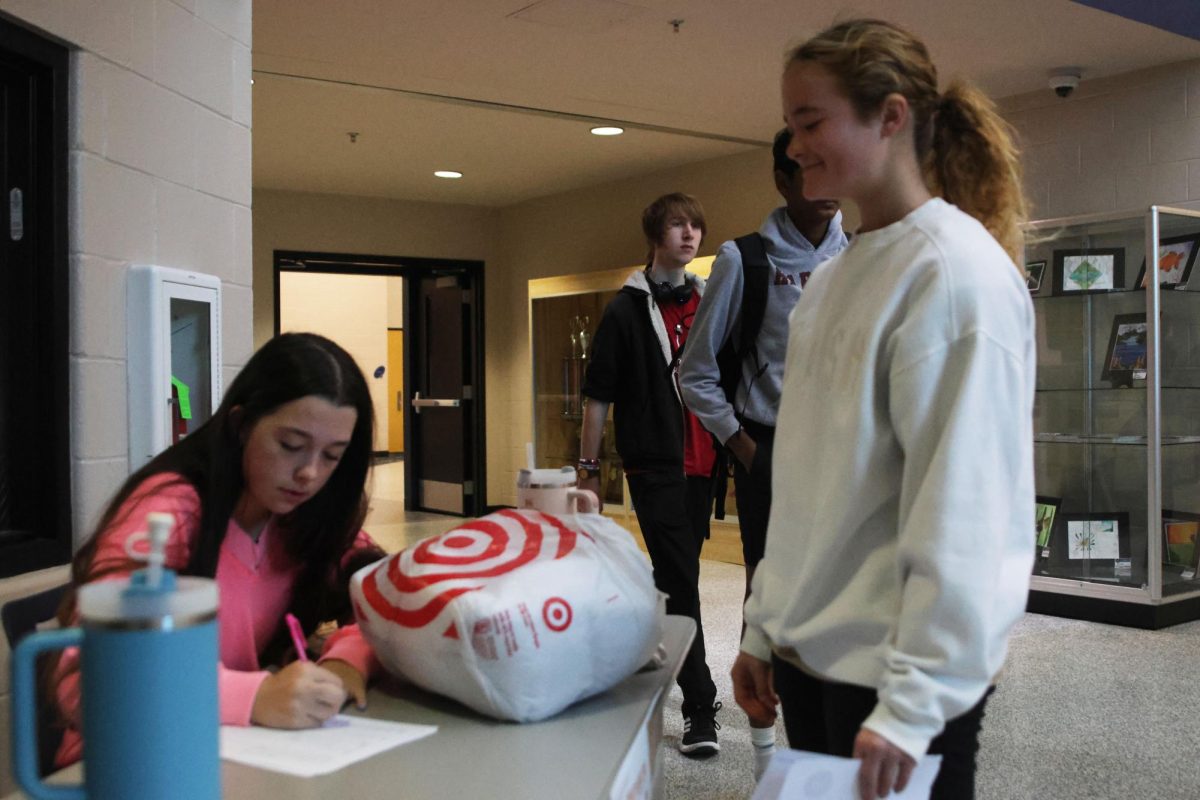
left=731, top=19, right=1035, bottom=800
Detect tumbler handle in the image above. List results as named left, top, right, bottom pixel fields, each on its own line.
left=11, top=628, right=86, bottom=800
left=568, top=488, right=599, bottom=513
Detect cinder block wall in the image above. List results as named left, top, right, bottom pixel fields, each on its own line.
left=0, top=1, right=252, bottom=794
left=1002, top=58, right=1200, bottom=218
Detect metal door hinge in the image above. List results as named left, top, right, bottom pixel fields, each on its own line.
left=462, top=385, right=474, bottom=400
left=463, top=480, right=475, bottom=495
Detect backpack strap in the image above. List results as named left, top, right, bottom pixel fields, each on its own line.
left=711, top=232, right=771, bottom=519
left=734, top=233, right=770, bottom=373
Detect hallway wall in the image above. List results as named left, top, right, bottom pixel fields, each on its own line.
left=254, top=58, right=1200, bottom=509
left=254, top=146, right=795, bottom=505
left=0, top=1, right=253, bottom=794
left=252, top=190, right=500, bottom=346
left=1002, top=57, right=1200, bottom=218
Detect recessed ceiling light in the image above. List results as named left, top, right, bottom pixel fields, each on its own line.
left=434, top=170, right=463, bottom=179
left=590, top=126, right=624, bottom=136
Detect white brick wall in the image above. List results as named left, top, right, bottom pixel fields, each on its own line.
left=1003, top=58, right=1200, bottom=219
left=0, top=1, right=251, bottom=792
left=0, top=0, right=257, bottom=541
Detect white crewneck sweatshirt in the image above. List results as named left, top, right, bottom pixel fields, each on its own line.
left=741, top=198, right=1036, bottom=760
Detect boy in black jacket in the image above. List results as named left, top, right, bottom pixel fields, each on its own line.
left=579, top=192, right=721, bottom=757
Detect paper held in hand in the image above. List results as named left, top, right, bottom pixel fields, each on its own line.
left=751, top=749, right=942, bottom=800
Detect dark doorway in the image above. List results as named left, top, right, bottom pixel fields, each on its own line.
left=274, top=251, right=486, bottom=517
left=0, top=18, right=70, bottom=577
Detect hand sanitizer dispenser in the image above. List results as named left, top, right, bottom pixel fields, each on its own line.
left=127, top=265, right=222, bottom=470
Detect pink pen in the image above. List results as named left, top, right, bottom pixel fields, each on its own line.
left=285, top=613, right=309, bottom=662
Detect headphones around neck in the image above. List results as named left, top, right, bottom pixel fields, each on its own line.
left=646, top=270, right=694, bottom=304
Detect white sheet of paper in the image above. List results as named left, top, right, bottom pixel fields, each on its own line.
left=220, top=715, right=437, bottom=777
left=751, top=749, right=942, bottom=800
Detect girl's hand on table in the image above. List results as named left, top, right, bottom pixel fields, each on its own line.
left=320, top=658, right=368, bottom=710
left=251, top=660, right=347, bottom=728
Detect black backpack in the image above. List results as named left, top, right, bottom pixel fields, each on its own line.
left=711, top=233, right=770, bottom=519
left=716, top=233, right=770, bottom=405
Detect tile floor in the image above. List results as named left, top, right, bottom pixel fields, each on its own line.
left=363, top=460, right=459, bottom=552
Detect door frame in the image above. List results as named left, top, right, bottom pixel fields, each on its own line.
left=273, top=250, right=487, bottom=514
left=0, top=17, right=70, bottom=577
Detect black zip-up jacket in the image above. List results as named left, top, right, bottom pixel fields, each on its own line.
left=582, top=269, right=706, bottom=472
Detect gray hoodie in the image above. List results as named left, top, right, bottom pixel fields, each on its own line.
left=679, top=206, right=847, bottom=442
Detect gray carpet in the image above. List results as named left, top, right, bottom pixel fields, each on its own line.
left=662, top=559, right=1200, bottom=800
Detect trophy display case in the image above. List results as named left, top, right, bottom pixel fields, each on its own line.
left=529, top=257, right=747, bottom=563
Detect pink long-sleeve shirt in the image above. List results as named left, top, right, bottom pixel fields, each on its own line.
left=53, top=472, right=379, bottom=766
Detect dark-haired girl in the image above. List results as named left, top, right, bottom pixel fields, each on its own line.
left=51, top=332, right=385, bottom=767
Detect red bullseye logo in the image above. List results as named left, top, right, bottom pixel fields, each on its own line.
left=359, top=510, right=584, bottom=629
left=542, top=597, right=572, bottom=632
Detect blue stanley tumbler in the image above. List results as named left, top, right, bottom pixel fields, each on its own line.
left=10, top=512, right=220, bottom=800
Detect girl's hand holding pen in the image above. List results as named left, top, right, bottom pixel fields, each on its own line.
left=250, top=661, right=348, bottom=728
left=320, top=658, right=368, bottom=710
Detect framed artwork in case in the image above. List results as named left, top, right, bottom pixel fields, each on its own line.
left=1052, top=248, right=1125, bottom=294
left=1162, top=509, right=1200, bottom=577
left=1025, top=260, right=1046, bottom=294
left=1052, top=512, right=1130, bottom=567
left=1134, top=233, right=1200, bottom=290
left=1035, top=495, right=1062, bottom=557
left=1101, top=313, right=1147, bottom=386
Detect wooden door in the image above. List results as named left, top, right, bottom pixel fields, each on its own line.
left=387, top=328, right=404, bottom=453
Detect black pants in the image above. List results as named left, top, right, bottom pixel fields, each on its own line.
left=772, top=656, right=991, bottom=800
left=733, top=420, right=774, bottom=568
left=627, top=471, right=716, bottom=710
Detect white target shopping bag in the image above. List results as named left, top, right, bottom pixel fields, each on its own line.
left=351, top=508, right=665, bottom=722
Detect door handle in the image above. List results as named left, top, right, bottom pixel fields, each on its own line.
left=411, top=390, right=462, bottom=414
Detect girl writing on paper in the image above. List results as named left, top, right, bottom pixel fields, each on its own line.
left=50, top=332, right=385, bottom=767
left=732, top=18, right=1035, bottom=800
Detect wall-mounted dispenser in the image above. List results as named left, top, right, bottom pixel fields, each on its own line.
left=127, top=265, right=222, bottom=471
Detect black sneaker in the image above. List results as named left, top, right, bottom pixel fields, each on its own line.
left=680, top=701, right=721, bottom=757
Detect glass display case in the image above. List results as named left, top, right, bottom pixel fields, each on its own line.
left=528, top=269, right=626, bottom=508
left=1026, top=205, right=1200, bottom=627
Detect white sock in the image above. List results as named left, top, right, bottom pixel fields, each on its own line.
left=751, top=724, right=775, bottom=781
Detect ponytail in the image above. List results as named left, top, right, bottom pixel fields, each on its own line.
left=927, top=82, right=1028, bottom=264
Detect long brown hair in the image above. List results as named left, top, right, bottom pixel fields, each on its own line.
left=788, top=19, right=1028, bottom=263
left=59, top=332, right=382, bottom=645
